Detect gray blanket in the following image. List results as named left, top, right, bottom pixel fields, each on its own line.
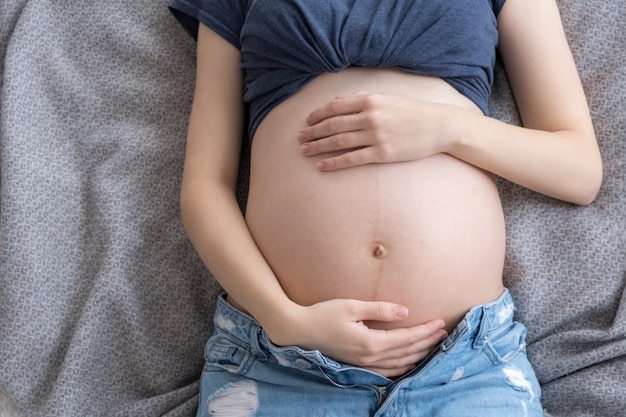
left=1, top=1, right=624, bottom=416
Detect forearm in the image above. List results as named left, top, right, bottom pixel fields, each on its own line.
left=445, top=107, right=603, bottom=205
left=180, top=178, right=300, bottom=338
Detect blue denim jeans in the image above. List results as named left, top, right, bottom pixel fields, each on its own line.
left=197, top=290, right=543, bottom=416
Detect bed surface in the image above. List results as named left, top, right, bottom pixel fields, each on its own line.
left=1, top=1, right=625, bottom=416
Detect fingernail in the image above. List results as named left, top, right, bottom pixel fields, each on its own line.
left=301, top=143, right=310, bottom=155
left=394, top=306, right=409, bottom=318
left=316, top=161, right=326, bottom=170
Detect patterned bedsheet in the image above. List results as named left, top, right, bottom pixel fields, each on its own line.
left=1, top=1, right=624, bottom=415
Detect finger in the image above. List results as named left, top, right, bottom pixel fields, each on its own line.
left=364, top=321, right=447, bottom=354
left=356, top=339, right=440, bottom=378
left=363, top=350, right=433, bottom=377
left=352, top=321, right=447, bottom=360
left=300, top=132, right=366, bottom=156
left=305, top=94, right=366, bottom=126
left=316, top=147, right=379, bottom=171
left=298, top=113, right=365, bottom=144
left=363, top=364, right=416, bottom=378
left=353, top=327, right=448, bottom=374
left=345, top=300, right=411, bottom=323
left=356, top=347, right=427, bottom=371
left=367, top=328, right=448, bottom=365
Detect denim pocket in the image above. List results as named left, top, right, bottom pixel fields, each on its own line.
left=482, top=321, right=528, bottom=364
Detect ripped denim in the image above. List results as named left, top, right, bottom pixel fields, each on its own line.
left=197, top=290, right=543, bottom=417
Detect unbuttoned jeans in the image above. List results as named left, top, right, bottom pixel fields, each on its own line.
left=197, top=290, right=543, bottom=417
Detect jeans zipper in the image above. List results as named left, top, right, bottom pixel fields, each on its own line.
left=374, top=384, right=388, bottom=403
left=316, top=365, right=391, bottom=404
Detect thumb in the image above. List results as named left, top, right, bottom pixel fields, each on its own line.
left=352, top=301, right=409, bottom=322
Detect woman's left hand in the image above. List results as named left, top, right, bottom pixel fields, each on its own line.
left=297, top=92, right=451, bottom=170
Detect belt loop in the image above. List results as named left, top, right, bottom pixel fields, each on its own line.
left=249, top=325, right=268, bottom=361
left=472, top=306, right=489, bottom=349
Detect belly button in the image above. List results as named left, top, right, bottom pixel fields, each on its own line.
left=372, top=243, right=387, bottom=259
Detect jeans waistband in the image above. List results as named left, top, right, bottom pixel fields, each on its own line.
left=440, top=289, right=515, bottom=351
left=213, top=289, right=514, bottom=355
left=212, top=294, right=263, bottom=343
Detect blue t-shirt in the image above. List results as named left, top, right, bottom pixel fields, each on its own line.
left=170, top=0, right=507, bottom=140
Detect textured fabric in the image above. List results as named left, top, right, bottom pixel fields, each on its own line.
left=198, top=291, right=543, bottom=417
left=0, top=1, right=221, bottom=415
left=0, top=1, right=625, bottom=416
left=169, top=0, right=503, bottom=140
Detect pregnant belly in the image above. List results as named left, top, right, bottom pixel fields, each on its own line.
left=245, top=69, right=506, bottom=332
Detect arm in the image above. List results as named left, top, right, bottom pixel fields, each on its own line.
left=180, top=24, right=447, bottom=376
left=297, top=0, right=602, bottom=206
left=180, top=25, right=290, bottom=324
left=448, top=0, right=602, bottom=205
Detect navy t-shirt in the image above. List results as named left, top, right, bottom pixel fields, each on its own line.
left=170, top=0, right=508, bottom=140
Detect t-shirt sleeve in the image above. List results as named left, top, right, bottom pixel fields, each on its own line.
left=169, top=0, right=245, bottom=49
left=492, top=0, right=507, bottom=18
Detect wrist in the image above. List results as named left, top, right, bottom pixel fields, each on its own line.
left=256, top=297, right=307, bottom=347
left=440, top=104, right=468, bottom=155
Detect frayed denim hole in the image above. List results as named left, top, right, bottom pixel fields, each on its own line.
left=502, top=366, right=538, bottom=403
left=207, top=380, right=259, bottom=417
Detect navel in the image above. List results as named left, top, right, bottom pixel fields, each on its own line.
left=371, top=243, right=387, bottom=259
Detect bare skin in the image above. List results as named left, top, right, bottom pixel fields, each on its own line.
left=245, top=69, right=506, bottom=335
left=180, top=0, right=602, bottom=378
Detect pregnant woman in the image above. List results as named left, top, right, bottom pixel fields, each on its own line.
left=169, top=0, right=602, bottom=415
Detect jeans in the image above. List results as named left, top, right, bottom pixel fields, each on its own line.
left=197, top=290, right=543, bottom=416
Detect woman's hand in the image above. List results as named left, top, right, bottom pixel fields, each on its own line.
left=297, top=92, right=453, bottom=171
left=266, top=298, right=448, bottom=378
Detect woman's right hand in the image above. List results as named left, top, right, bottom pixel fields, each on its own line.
left=265, top=298, right=448, bottom=378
